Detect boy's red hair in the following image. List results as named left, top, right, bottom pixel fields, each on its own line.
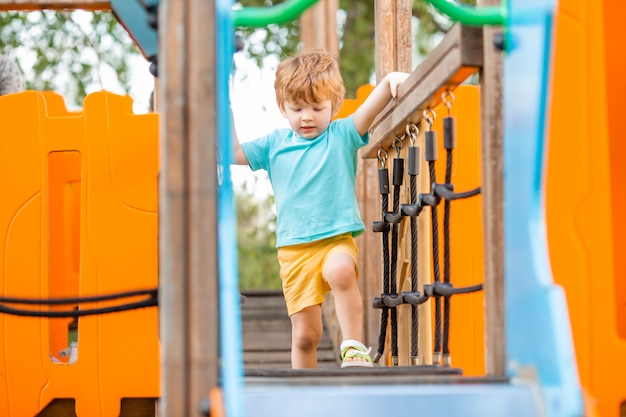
left=274, top=48, right=345, bottom=116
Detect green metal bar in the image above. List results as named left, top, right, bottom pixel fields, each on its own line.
left=233, top=0, right=319, bottom=28
left=426, top=0, right=507, bottom=26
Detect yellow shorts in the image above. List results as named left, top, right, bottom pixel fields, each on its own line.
left=277, top=233, right=359, bottom=316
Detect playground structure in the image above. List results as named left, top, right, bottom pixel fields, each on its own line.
left=0, top=0, right=625, bottom=417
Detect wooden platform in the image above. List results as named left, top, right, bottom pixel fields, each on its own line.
left=241, top=291, right=467, bottom=379
left=241, top=290, right=339, bottom=369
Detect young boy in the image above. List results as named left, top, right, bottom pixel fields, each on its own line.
left=233, top=48, right=408, bottom=368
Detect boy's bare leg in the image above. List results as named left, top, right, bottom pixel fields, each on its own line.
left=290, top=304, right=323, bottom=368
left=323, top=253, right=369, bottom=365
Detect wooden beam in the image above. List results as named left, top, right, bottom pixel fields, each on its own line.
left=479, top=0, right=505, bottom=377
left=0, top=0, right=109, bottom=10
left=300, top=0, right=339, bottom=61
left=364, top=24, right=482, bottom=159
left=159, top=0, right=220, bottom=415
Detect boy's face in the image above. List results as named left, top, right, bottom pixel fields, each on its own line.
left=280, top=99, right=333, bottom=139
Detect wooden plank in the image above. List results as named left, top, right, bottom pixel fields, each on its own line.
left=242, top=334, right=333, bottom=351
left=245, top=365, right=464, bottom=380
left=479, top=0, right=505, bottom=377
left=241, top=312, right=288, bottom=321
left=364, top=24, right=483, bottom=159
left=0, top=0, right=109, bottom=10
left=244, top=350, right=337, bottom=368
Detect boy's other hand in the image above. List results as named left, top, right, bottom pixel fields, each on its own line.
left=387, top=72, right=410, bottom=99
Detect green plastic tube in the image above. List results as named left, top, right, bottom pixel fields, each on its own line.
left=233, top=0, right=319, bottom=28
left=426, top=0, right=507, bottom=26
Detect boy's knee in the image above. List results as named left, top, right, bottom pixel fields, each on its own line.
left=323, top=256, right=357, bottom=289
left=292, top=327, right=322, bottom=351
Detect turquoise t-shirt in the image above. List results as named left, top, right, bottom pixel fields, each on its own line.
left=241, top=116, right=368, bottom=248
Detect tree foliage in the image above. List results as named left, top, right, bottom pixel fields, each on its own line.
left=236, top=178, right=281, bottom=290
left=0, top=10, right=140, bottom=107
left=236, top=0, right=476, bottom=96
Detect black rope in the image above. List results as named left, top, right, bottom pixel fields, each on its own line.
left=429, top=158, right=442, bottom=364
left=442, top=97, right=455, bottom=367
left=404, top=127, right=421, bottom=364
left=377, top=190, right=390, bottom=363
left=390, top=153, right=403, bottom=365
left=442, top=146, right=453, bottom=364
left=409, top=171, right=419, bottom=362
left=0, top=288, right=157, bottom=305
left=372, top=151, right=390, bottom=364
left=423, top=119, right=443, bottom=365
left=0, top=288, right=158, bottom=317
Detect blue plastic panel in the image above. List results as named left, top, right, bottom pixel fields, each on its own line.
left=504, top=1, right=584, bottom=417
left=245, top=382, right=543, bottom=417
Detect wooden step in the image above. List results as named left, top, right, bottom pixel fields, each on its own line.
left=241, top=290, right=339, bottom=369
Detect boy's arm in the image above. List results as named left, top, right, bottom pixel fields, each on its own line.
left=231, top=112, right=250, bottom=165
left=351, top=72, right=410, bottom=136
left=233, top=140, right=249, bottom=165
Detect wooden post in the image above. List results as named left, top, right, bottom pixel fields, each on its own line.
left=478, top=0, right=505, bottom=376
left=300, top=0, right=339, bottom=60
left=159, top=1, right=220, bottom=416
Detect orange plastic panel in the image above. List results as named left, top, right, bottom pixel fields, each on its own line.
left=0, top=91, right=159, bottom=417
left=48, top=151, right=82, bottom=363
left=430, top=85, right=485, bottom=375
left=547, top=0, right=626, bottom=415
left=333, top=84, right=375, bottom=120
left=602, top=0, right=626, bottom=343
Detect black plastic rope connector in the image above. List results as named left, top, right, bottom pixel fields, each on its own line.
left=424, top=282, right=484, bottom=297
left=372, top=293, right=402, bottom=308
left=425, top=131, right=438, bottom=161
left=384, top=211, right=403, bottom=224
left=420, top=186, right=441, bottom=207
left=402, top=291, right=429, bottom=305
left=435, top=184, right=481, bottom=201
left=372, top=221, right=390, bottom=233
left=443, top=117, right=455, bottom=150
left=372, top=297, right=385, bottom=309
left=379, top=168, right=390, bottom=195
left=408, top=146, right=420, bottom=176
left=382, top=293, right=403, bottom=307
left=401, top=203, right=422, bottom=217
left=393, top=158, right=404, bottom=186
